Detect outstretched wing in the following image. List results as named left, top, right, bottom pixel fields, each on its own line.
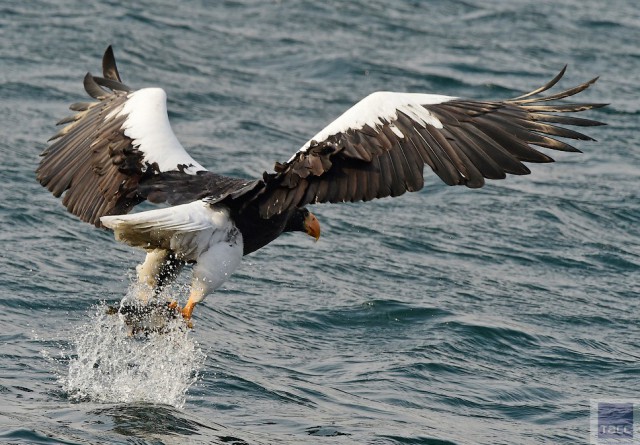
left=37, top=46, right=207, bottom=227
left=256, top=68, right=606, bottom=218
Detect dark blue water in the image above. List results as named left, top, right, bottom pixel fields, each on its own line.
left=1, top=1, right=639, bottom=443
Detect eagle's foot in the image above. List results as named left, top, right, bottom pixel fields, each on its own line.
left=105, top=300, right=195, bottom=334
left=167, top=300, right=194, bottom=329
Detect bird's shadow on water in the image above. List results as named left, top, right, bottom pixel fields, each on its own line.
left=96, top=404, right=201, bottom=437
left=90, top=403, right=252, bottom=444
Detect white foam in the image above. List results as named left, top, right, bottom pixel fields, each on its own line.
left=60, top=298, right=205, bottom=409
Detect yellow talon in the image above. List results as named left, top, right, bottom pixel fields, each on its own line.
left=166, top=296, right=198, bottom=328
left=181, top=301, right=196, bottom=320
left=165, top=301, right=194, bottom=328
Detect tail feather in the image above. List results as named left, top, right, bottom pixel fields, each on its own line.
left=100, top=200, right=227, bottom=252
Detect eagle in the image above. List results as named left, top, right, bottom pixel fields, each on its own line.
left=36, top=46, right=605, bottom=323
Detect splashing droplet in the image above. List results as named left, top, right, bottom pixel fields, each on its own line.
left=61, top=301, right=205, bottom=408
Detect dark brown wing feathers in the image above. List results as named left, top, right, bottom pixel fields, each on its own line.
left=256, top=69, right=605, bottom=218
left=37, top=51, right=145, bottom=227
left=102, top=45, right=124, bottom=83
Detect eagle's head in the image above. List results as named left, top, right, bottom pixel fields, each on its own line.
left=284, top=208, right=320, bottom=241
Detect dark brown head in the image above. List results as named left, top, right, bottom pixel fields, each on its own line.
left=283, top=208, right=321, bottom=241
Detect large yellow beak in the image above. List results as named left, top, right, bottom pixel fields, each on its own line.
left=304, top=211, right=321, bottom=241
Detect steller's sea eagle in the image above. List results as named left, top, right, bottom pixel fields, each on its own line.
left=36, top=46, right=605, bottom=323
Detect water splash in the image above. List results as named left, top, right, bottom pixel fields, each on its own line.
left=61, top=298, right=205, bottom=409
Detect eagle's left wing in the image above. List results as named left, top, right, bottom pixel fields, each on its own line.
left=37, top=46, right=208, bottom=227
left=256, top=68, right=605, bottom=218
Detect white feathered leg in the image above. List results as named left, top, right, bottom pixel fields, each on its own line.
left=135, top=249, right=168, bottom=302
left=135, top=249, right=184, bottom=301
left=181, top=236, right=243, bottom=320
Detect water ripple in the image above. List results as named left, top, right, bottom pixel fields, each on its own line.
left=2, top=0, right=638, bottom=444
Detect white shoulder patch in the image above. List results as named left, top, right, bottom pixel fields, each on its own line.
left=117, top=88, right=206, bottom=174
left=298, top=91, right=455, bottom=156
